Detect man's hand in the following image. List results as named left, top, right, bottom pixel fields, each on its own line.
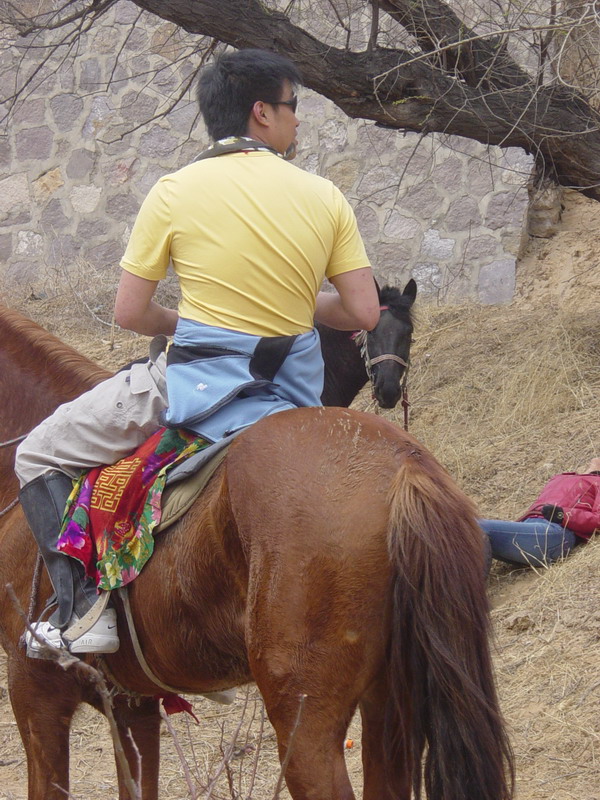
left=541, top=504, right=565, bottom=525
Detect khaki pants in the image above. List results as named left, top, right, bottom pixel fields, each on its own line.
left=15, top=351, right=168, bottom=487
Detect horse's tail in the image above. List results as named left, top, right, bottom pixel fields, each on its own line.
left=385, top=447, right=514, bottom=800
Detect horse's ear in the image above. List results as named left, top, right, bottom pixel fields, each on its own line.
left=402, top=278, right=417, bottom=304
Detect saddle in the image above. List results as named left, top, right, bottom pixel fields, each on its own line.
left=58, top=429, right=243, bottom=591
left=62, top=433, right=241, bottom=706
left=158, top=432, right=239, bottom=531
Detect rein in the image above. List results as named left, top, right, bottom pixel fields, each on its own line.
left=0, top=434, right=27, bottom=517
left=0, top=434, right=27, bottom=447
left=0, top=497, right=19, bottom=517
left=353, top=308, right=411, bottom=431
left=0, top=431, right=42, bottom=630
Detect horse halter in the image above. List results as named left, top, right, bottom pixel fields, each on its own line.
left=353, top=306, right=411, bottom=430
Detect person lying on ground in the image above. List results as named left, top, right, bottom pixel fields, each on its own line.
left=479, top=458, right=600, bottom=568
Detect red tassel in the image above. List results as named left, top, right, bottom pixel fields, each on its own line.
left=160, top=693, right=200, bottom=724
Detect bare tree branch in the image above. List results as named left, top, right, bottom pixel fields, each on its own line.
left=378, top=0, right=533, bottom=88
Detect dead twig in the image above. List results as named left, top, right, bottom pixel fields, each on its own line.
left=204, top=690, right=251, bottom=799
left=271, top=693, right=306, bottom=800
left=159, top=704, right=198, bottom=799
left=6, top=582, right=142, bottom=800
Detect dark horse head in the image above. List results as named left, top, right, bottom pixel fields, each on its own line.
left=362, top=279, right=416, bottom=409
left=318, top=278, right=416, bottom=410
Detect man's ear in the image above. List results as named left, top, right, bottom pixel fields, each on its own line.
left=251, top=100, right=269, bottom=128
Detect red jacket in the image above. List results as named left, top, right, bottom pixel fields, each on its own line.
left=520, top=472, right=600, bottom=539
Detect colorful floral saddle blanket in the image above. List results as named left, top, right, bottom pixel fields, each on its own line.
left=57, top=427, right=233, bottom=591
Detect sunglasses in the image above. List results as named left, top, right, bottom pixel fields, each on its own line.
left=268, top=95, right=298, bottom=114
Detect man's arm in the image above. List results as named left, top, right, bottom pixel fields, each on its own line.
left=561, top=506, right=600, bottom=536
left=314, top=267, right=380, bottom=331
left=565, top=477, right=600, bottom=535
left=114, top=269, right=178, bottom=336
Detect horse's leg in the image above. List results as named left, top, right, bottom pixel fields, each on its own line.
left=256, top=682, right=356, bottom=800
left=240, top=534, right=386, bottom=797
left=359, top=673, right=411, bottom=800
left=7, top=658, right=81, bottom=800
left=106, top=695, right=161, bottom=800
left=248, top=612, right=360, bottom=800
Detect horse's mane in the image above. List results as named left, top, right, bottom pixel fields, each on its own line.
left=380, top=285, right=414, bottom=322
left=0, top=305, right=111, bottom=395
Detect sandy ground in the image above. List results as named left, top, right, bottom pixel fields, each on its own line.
left=517, top=190, right=600, bottom=313
left=2, top=190, right=600, bottom=798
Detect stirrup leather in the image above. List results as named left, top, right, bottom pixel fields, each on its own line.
left=62, top=590, right=111, bottom=643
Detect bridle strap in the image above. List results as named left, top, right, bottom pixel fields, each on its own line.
left=368, top=353, right=409, bottom=368
left=400, top=378, right=410, bottom=432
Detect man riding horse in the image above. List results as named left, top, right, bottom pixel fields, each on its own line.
left=15, top=49, right=379, bottom=657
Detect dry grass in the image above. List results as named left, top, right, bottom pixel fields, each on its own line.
left=355, top=303, right=600, bottom=519
left=492, top=540, right=600, bottom=800
left=0, top=260, right=180, bottom=368
left=2, top=290, right=600, bottom=798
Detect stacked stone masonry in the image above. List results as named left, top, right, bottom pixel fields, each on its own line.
left=1, top=1, right=532, bottom=304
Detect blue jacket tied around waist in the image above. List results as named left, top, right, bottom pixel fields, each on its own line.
left=163, top=318, right=324, bottom=442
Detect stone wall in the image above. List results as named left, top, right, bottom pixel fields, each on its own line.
left=0, top=1, right=532, bottom=304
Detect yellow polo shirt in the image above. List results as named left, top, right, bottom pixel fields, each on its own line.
left=120, top=151, right=369, bottom=336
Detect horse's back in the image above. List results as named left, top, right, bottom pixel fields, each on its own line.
left=226, top=405, right=405, bottom=552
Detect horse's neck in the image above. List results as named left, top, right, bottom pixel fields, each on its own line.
left=318, top=324, right=367, bottom=407
left=0, top=306, right=110, bottom=449
left=0, top=350, right=96, bottom=440
left=0, top=308, right=109, bottom=411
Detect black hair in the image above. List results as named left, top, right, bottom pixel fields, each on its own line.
left=196, top=49, right=302, bottom=141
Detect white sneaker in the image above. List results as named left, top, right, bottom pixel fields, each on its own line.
left=26, top=608, right=119, bottom=657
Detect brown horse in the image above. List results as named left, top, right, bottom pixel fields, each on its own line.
left=0, top=304, right=514, bottom=800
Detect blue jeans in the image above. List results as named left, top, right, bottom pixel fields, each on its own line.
left=479, top=517, right=578, bottom=567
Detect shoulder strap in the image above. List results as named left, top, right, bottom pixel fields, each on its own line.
left=195, top=136, right=280, bottom=162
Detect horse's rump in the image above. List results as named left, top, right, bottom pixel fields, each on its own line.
left=226, top=405, right=398, bottom=668
left=219, top=407, right=512, bottom=799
